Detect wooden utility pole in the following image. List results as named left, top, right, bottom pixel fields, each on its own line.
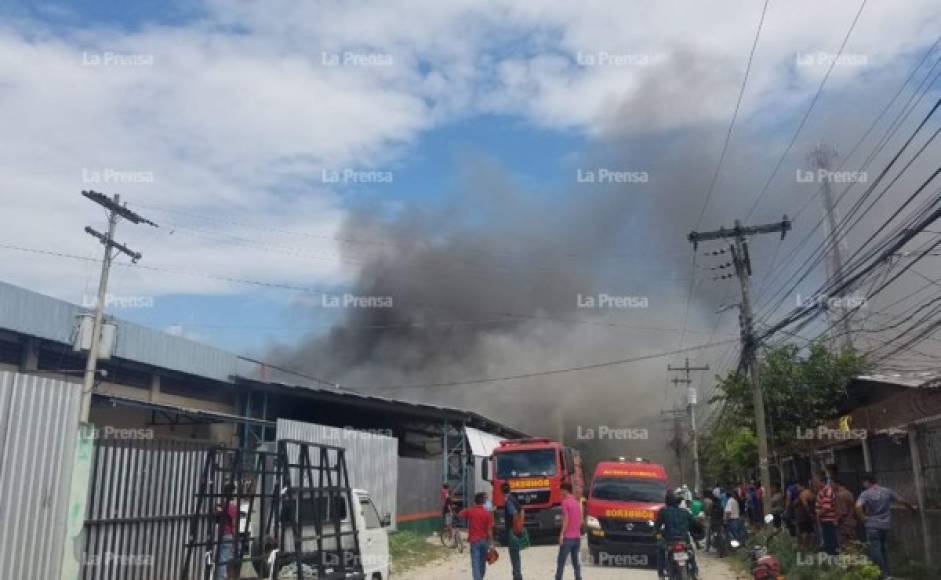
left=689, top=217, right=791, bottom=515
left=79, top=191, right=157, bottom=422
left=668, top=358, right=710, bottom=496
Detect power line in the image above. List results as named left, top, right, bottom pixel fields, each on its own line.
left=366, top=338, right=738, bottom=391
left=0, top=241, right=725, bottom=335
left=744, top=0, right=870, bottom=219
left=753, top=43, right=941, bottom=319
left=695, top=0, right=770, bottom=228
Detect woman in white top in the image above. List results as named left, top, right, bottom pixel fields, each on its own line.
left=723, top=491, right=744, bottom=542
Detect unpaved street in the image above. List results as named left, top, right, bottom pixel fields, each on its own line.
left=401, top=542, right=742, bottom=580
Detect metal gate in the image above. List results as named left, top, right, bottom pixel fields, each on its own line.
left=82, top=437, right=215, bottom=580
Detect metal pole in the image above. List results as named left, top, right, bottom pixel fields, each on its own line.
left=688, top=391, right=701, bottom=497
left=907, top=426, right=933, bottom=566
left=80, top=196, right=118, bottom=423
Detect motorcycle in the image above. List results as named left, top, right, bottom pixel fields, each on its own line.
left=664, top=540, right=695, bottom=580
left=706, top=521, right=728, bottom=557
left=748, top=514, right=782, bottom=580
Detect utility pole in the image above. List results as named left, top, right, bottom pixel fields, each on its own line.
left=80, top=191, right=157, bottom=422
left=661, top=407, right=688, bottom=483
left=810, top=143, right=854, bottom=351
left=668, top=358, right=709, bottom=496
left=689, top=217, right=791, bottom=515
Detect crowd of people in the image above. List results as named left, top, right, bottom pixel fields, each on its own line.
left=700, top=467, right=917, bottom=580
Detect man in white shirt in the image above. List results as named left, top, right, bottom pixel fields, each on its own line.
left=723, top=491, right=743, bottom=542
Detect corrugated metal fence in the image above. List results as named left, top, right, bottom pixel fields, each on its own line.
left=277, top=419, right=398, bottom=530
left=82, top=437, right=216, bottom=580
left=0, top=371, right=82, bottom=578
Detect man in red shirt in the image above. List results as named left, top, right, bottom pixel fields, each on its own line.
left=815, top=470, right=839, bottom=556
left=215, top=482, right=239, bottom=580
left=460, top=492, right=494, bottom=580
left=555, top=482, right=583, bottom=580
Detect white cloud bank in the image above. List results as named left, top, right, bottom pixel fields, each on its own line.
left=0, top=0, right=938, bottom=301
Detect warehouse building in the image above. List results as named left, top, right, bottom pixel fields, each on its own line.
left=0, top=279, right=526, bottom=548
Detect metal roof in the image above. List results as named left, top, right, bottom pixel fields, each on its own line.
left=0, top=280, right=528, bottom=438
left=237, top=377, right=529, bottom=439
left=856, top=373, right=940, bottom=388
left=0, top=280, right=239, bottom=382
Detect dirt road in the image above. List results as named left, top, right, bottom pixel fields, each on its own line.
left=401, top=542, right=742, bottom=580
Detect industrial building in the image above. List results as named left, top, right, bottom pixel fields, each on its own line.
left=0, top=280, right=527, bottom=578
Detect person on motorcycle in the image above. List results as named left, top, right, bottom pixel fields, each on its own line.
left=656, top=491, right=702, bottom=579
left=706, top=489, right=726, bottom=556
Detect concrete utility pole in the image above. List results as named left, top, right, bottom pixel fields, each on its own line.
left=661, top=407, right=688, bottom=483
left=668, top=358, right=709, bottom=496
left=689, top=217, right=791, bottom=515
left=79, top=191, right=157, bottom=422
left=810, top=143, right=854, bottom=351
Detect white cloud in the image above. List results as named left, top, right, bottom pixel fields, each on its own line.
left=0, top=0, right=938, bottom=302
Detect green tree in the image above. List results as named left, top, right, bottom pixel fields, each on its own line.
left=701, top=341, right=868, bottom=482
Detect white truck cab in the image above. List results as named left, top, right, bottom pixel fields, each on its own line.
left=258, top=488, right=391, bottom=580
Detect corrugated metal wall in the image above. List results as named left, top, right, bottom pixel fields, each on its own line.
left=81, top=438, right=215, bottom=580
left=397, top=456, right=441, bottom=517
left=0, top=371, right=82, bottom=578
left=277, top=419, right=398, bottom=530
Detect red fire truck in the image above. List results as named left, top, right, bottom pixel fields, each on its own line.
left=585, top=457, right=669, bottom=566
left=484, top=438, right=585, bottom=539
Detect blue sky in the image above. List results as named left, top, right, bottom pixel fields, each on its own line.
left=2, top=0, right=940, bottom=365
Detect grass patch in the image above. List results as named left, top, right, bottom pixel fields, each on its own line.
left=389, top=530, right=451, bottom=574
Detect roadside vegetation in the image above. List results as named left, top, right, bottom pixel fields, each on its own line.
left=700, top=341, right=869, bottom=482
left=729, top=527, right=881, bottom=580
left=389, top=530, right=452, bottom=574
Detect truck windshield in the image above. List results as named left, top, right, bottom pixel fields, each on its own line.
left=496, top=449, right=557, bottom=477
left=591, top=477, right=665, bottom=503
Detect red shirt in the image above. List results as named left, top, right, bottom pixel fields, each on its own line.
left=459, top=505, right=494, bottom=544
left=221, top=501, right=238, bottom=535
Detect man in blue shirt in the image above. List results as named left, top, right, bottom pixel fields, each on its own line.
left=501, top=482, right=524, bottom=580
left=855, top=473, right=917, bottom=579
